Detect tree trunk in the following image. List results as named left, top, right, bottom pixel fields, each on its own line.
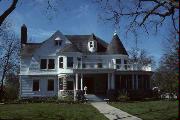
left=0, top=68, right=6, bottom=101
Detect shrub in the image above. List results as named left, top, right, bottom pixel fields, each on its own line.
left=106, top=90, right=118, bottom=101
left=76, top=90, right=85, bottom=102
left=117, top=90, right=129, bottom=102
left=128, top=89, right=154, bottom=100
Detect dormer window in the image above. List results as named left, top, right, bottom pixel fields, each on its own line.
left=89, top=41, right=94, bottom=48
left=88, top=41, right=97, bottom=52
left=55, top=37, right=62, bottom=46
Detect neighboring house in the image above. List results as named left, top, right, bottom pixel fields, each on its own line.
left=19, top=24, right=152, bottom=99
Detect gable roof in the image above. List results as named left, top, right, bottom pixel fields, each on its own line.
left=21, top=31, right=129, bottom=56
left=60, top=44, right=80, bottom=53
left=106, top=34, right=128, bottom=55
left=21, top=43, right=41, bottom=56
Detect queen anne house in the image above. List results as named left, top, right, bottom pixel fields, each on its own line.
left=19, top=24, right=152, bottom=99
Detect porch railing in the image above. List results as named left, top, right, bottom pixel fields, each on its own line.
left=73, top=62, right=151, bottom=71
left=59, top=90, right=74, bottom=97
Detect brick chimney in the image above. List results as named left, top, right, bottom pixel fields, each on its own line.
left=21, top=24, right=27, bottom=44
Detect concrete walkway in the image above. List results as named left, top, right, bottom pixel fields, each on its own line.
left=91, top=102, right=142, bottom=120
left=85, top=94, right=105, bottom=102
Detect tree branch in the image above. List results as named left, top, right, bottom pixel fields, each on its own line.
left=0, top=0, right=18, bottom=26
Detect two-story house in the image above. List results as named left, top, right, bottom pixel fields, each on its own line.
left=19, top=24, right=152, bottom=99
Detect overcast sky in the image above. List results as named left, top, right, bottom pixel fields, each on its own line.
left=0, top=0, right=173, bottom=65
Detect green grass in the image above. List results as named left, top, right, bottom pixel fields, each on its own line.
left=110, top=100, right=178, bottom=120
left=0, top=103, right=108, bottom=120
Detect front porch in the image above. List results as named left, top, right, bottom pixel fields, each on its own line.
left=57, top=71, right=152, bottom=100
left=57, top=73, right=114, bottom=100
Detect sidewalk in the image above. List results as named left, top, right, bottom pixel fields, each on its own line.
left=91, top=102, right=142, bottom=120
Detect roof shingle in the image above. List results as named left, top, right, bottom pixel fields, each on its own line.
left=106, top=34, right=128, bottom=55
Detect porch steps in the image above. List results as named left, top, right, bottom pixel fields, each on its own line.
left=85, top=94, right=106, bottom=102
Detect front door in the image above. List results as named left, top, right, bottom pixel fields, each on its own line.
left=84, top=77, right=94, bottom=94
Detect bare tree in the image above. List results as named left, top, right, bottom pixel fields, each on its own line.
left=0, top=0, right=18, bottom=26
left=0, top=27, right=20, bottom=101
left=0, top=0, right=63, bottom=26
left=95, top=0, right=179, bottom=35
left=128, top=48, right=155, bottom=69
left=153, top=30, right=178, bottom=99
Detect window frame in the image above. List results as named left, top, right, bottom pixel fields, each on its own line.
left=116, top=59, right=121, bottom=64
left=59, top=78, right=63, bottom=90
left=48, top=59, right=55, bottom=69
left=55, top=40, right=62, bottom=46
left=33, top=80, right=40, bottom=91
left=66, top=81, right=73, bottom=90
left=47, top=79, right=54, bottom=91
left=67, top=57, right=74, bottom=68
left=40, top=59, right=47, bottom=69
left=59, top=57, right=64, bottom=68
left=40, top=59, right=55, bottom=70
left=97, top=63, right=102, bottom=68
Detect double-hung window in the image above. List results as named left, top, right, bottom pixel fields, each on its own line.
left=59, top=57, right=63, bottom=68
left=48, top=79, right=54, bottom=91
left=33, top=80, right=39, bottom=91
left=40, top=59, right=55, bottom=69
left=40, top=59, right=47, bottom=69
left=116, top=59, right=121, bottom=69
left=67, top=57, right=73, bottom=68
left=48, top=59, right=55, bottom=69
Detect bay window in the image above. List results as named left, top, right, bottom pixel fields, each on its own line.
left=59, top=57, right=63, bottom=68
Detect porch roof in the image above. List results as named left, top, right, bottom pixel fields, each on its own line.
left=115, top=71, right=153, bottom=75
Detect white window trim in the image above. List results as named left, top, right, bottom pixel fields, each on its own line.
left=40, top=59, right=55, bottom=70
left=66, top=56, right=74, bottom=69
left=32, top=79, right=40, bottom=92
left=58, top=56, right=64, bottom=69
left=47, top=79, right=54, bottom=92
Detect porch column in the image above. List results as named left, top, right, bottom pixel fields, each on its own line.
left=111, top=73, right=115, bottom=89
left=136, top=74, right=138, bottom=89
left=132, top=74, right=134, bottom=89
left=108, top=73, right=111, bottom=90
left=57, top=78, right=59, bottom=97
left=76, top=73, right=78, bottom=90
left=80, top=74, right=83, bottom=90
left=73, top=78, right=76, bottom=101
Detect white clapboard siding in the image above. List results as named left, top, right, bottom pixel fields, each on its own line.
left=20, top=76, right=58, bottom=97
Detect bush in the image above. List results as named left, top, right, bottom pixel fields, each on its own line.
left=76, top=90, right=85, bottom=102
left=106, top=90, right=118, bottom=101
left=2, top=85, right=19, bottom=101
left=128, top=89, right=154, bottom=100
left=18, top=96, right=58, bottom=103
left=117, top=90, right=129, bottom=102
left=61, top=95, right=74, bottom=101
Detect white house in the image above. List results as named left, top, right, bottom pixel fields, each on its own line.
left=19, top=24, right=153, bottom=99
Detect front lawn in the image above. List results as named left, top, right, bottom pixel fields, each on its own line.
left=0, top=103, right=107, bottom=120
left=110, top=100, right=178, bottom=120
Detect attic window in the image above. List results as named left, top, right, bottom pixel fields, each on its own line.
left=88, top=41, right=97, bottom=53
left=89, top=41, right=94, bottom=48
left=55, top=37, right=62, bottom=46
